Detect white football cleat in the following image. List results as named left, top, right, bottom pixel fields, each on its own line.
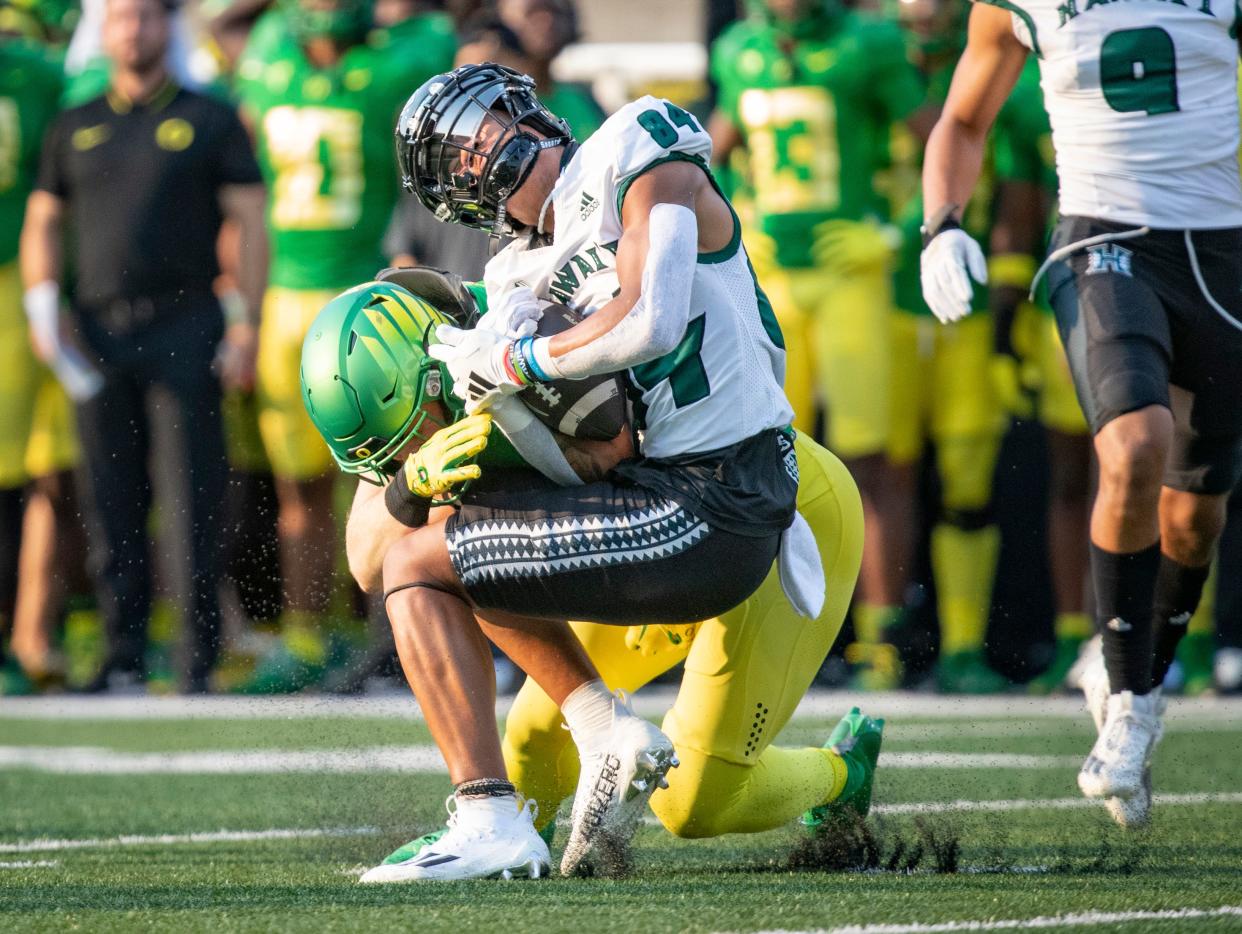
left=359, top=795, right=550, bottom=883
left=1078, top=690, right=1162, bottom=800
left=560, top=694, right=677, bottom=877
left=1077, top=642, right=1110, bottom=733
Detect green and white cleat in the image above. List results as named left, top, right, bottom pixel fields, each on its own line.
left=359, top=796, right=550, bottom=883
left=372, top=827, right=449, bottom=869
left=801, top=707, right=885, bottom=829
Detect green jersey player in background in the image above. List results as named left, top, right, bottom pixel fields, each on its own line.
left=231, top=0, right=453, bottom=692
left=923, top=0, right=1242, bottom=828
left=0, top=14, right=82, bottom=694
left=849, top=0, right=1008, bottom=694
left=987, top=57, right=1097, bottom=695
left=708, top=0, right=935, bottom=693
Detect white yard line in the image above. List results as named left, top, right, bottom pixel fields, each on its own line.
left=0, top=860, right=59, bottom=868
left=0, top=746, right=1083, bottom=774
left=8, top=791, right=1242, bottom=852
left=873, top=791, right=1242, bottom=815
left=0, top=827, right=381, bottom=854
left=753, top=905, right=1242, bottom=934
left=2, top=691, right=1239, bottom=722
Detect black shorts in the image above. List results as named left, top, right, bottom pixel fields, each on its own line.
left=444, top=469, right=781, bottom=623
left=1045, top=216, right=1242, bottom=494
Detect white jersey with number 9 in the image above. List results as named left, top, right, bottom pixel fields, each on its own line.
left=984, top=0, right=1242, bottom=227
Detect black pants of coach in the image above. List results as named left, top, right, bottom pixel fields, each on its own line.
left=74, top=296, right=228, bottom=684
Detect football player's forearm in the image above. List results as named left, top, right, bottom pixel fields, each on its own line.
left=923, top=120, right=987, bottom=224
left=345, top=482, right=411, bottom=592
left=925, top=4, right=1028, bottom=221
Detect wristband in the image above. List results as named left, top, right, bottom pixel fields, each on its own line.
left=920, top=204, right=963, bottom=249
left=503, top=341, right=530, bottom=386
left=514, top=336, right=552, bottom=382
left=528, top=336, right=562, bottom=381
left=384, top=472, right=432, bottom=528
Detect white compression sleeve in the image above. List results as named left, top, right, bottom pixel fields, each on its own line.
left=532, top=203, right=696, bottom=380
left=488, top=395, right=583, bottom=487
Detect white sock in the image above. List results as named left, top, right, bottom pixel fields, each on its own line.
left=561, top=678, right=617, bottom=754
left=454, top=791, right=519, bottom=823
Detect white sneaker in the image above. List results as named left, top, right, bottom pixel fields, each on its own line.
left=1078, top=691, right=1162, bottom=800
left=560, top=694, right=677, bottom=877
left=359, top=795, right=550, bottom=883
left=1103, top=687, right=1166, bottom=828
left=1077, top=640, right=1110, bottom=733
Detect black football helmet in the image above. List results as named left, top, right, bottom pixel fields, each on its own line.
left=394, top=63, right=573, bottom=236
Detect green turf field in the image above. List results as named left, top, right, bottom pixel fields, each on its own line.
left=2, top=693, right=1240, bottom=933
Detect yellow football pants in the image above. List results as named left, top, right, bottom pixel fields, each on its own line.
left=756, top=263, right=894, bottom=459
left=502, top=433, right=865, bottom=837
left=1035, top=312, right=1089, bottom=436
left=0, top=262, right=79, bottom=488
left=256, top=286, right=337, bottom=480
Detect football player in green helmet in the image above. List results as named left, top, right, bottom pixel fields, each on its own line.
left=300, top=280, right=463, bottom=486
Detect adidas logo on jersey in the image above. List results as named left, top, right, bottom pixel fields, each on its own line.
left=579, top=192, right=599, bottom=221
left=1086, top=243, right=1133, bottom=278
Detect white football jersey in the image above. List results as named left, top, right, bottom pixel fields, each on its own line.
left=989, top=0, right=1242, bottom=227
left=484, top=96, right=793, bottom=459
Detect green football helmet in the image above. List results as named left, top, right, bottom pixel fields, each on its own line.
left=280, top=0, right=373, bottom=44
left=300, top=281, right=462, bottom=484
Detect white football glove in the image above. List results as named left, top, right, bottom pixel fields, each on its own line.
left=475, top=286, right=544, bottom=339
left=427, top=323, right=522, bottom=414
left=921, top=228, right=988, bottom=324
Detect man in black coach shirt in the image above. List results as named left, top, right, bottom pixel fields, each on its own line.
left=20, top=0, right=268, bottom=692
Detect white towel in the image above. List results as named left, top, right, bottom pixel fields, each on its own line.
left=778, top=510, right=825, bottom=619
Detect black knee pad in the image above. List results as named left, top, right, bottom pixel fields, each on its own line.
left=940, top=505, right=995, bottom=531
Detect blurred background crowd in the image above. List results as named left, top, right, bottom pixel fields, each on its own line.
left=1, top=0, right=1240, bottom=698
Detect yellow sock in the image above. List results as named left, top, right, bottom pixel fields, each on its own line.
left=853, top=603, right=904, bottom=645
left=932, top=523, right=1000, bottom=656
left=1189, top=563, right=1216, bottom=636
left=282, top=610, right=326, bottom=665
left=1054, top=611, right=1092, bottom=641
left=817, top=747, right=851, bottom=806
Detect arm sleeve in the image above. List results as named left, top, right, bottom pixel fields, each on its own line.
left=214, top=107, right=263, bottom=187
left=34, top=117, right=68, bottom=198
left=488, top=396, right=583, bottom=487
left=533, top=203, right=695, bottom=380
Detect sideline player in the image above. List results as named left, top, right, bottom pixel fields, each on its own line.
left=707, top=0, right=936, bottom=668
left=231, top=0, right=453, bottom=691
left=0, top=27, right=81, bottom=692
left=922, top=0, right=1242, bottom=825
left=987, top=58, right=1095, bottom=695
left=300, top=280, right=877, bottom=879
left=855, top=0, right=1007, bottom=693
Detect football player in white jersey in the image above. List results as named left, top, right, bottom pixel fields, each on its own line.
left=921, top=0, right=1242, bottom=827
left=349, top=63, right=857, bottom=880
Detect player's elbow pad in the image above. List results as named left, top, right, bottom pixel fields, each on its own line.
left=536, top=203, right=696, bottom=378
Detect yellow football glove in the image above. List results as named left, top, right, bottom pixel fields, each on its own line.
left=810, top=218, right=897, bottom=276
left=403, top=413, right=492, bottom=499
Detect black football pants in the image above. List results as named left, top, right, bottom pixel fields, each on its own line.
left=75, top=298, right=228, bottom=682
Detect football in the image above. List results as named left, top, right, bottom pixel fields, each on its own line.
left=519, top=303, right=628, bottom=441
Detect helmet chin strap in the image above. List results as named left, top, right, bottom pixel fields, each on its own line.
left=536, top=188, right=556, bottom=236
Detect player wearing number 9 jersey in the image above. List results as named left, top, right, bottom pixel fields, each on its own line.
left=231, top=0, right=453, bottom=692
left=922, top=0, right=1242, bottom=828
